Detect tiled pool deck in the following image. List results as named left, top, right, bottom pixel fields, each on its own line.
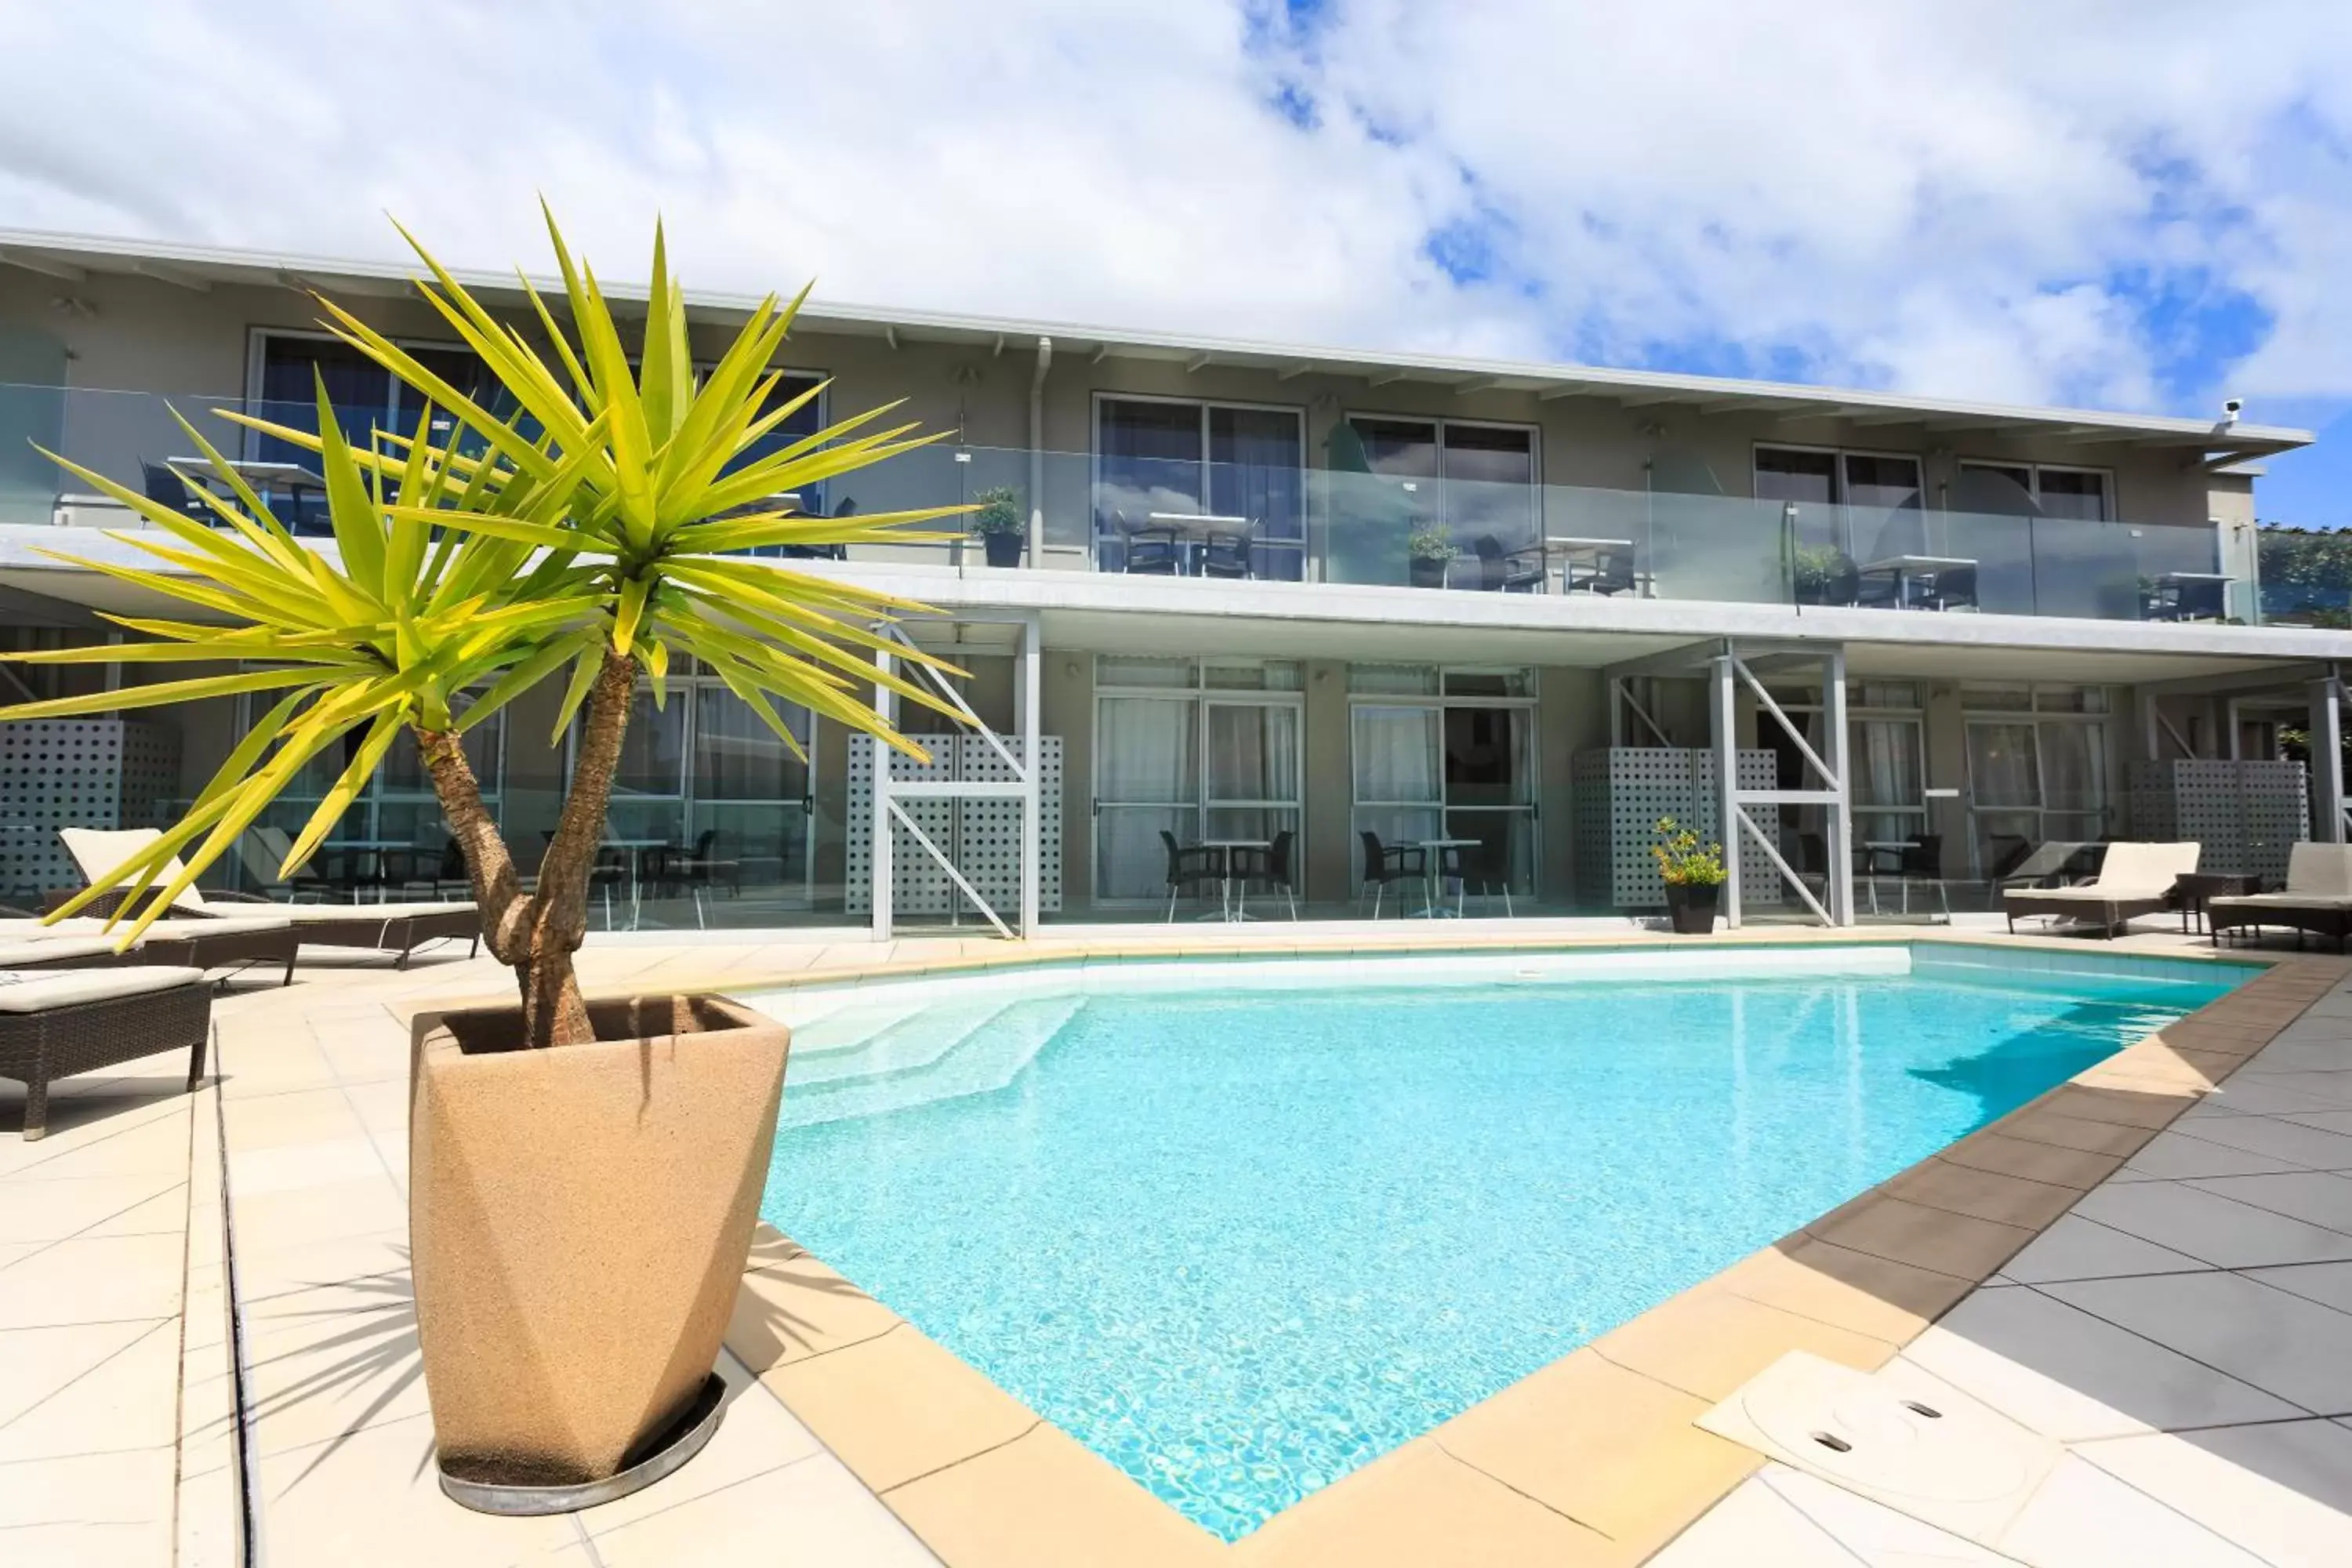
left=5, top=922, right=2352, bottom=1565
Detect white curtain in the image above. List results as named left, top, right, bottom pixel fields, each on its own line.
left=1853, top=719, right=1921, bottom=808
left=2039, top=723, right=2107, bottom=815
left=1207, top=703, right=1298, bottom=804
left=1966, top=722, right=2040, bottom=809
left=1352, top=706, right=1443, bottom=803
left=1098, top=699, right=1196, bottom=804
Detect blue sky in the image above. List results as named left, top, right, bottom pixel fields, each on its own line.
left=5, top=1, right=2352, bottom=522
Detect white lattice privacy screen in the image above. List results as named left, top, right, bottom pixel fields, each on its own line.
left=1572, top=747, right=1780, bottom=909
left=2128, top=759, right=2308, bottom=884
left=845, top=735, right=1063, bottom=918
left=0, top=718, right=181, bottom=903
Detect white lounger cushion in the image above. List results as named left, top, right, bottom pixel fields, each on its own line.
left=2080, top=841, right=2202, bottom=891
left=2278, top=843, right=2352, bottom=897
left=0, top=966, right=205, bottom=1013
left=0, top=916, right=291, bottom=943
left=268, top=902, right=476, bottom=922
left=2210, top=891, right=2352, bottom=910
left=0, top=938, right=118, bottom=966
left=57, top=826, right=212, bottom=911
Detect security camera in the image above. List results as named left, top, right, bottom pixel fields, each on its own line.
left=2223, top=397, right=2244, bottom=423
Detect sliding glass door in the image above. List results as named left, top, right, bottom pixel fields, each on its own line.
left=1094, top=397, right=1306, bottom=579
left=1348, top=666, right=1540, bottom=899
left=1091, top=665, right=1304, bottom=906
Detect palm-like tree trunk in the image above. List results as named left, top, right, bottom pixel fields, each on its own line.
left=418, top=648, right=637, bottom=1048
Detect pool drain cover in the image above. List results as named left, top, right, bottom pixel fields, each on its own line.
left=1698, top=1352, right=2060, bottom=1544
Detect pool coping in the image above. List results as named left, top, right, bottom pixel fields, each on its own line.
left=674, top=933, right=2336, bottom=1565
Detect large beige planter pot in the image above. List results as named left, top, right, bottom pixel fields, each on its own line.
left=409, top=994, right=789, bottom=1497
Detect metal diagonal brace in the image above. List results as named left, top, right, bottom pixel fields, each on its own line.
left=876, top=622, right=1029, bottom=782
left=885, top=798, right=1014, bottom=940
left=1733, top=804, right=1834, bottom=926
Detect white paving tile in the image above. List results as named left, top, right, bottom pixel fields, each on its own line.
left=2076, top=1421, right=2352, bottom=1568
left=1760, top=1465, right=2017, bottom=1565
left=1899, top=1287, right=2298, bottom=1442
left=0, top=1316, right=180, bottom=1461
left=2041, top=1271, right=2352, bottom=1415
left=586, top=1450, right=941, bottom=1566
left=2001, top=1214, right=2211, bottom=1283
left=2069, top=1179, right=2352, bottom=1268
left=1646, top=1473, right=1867, bottom=1566
left=1999, top=1452, right=2264, bottom=1565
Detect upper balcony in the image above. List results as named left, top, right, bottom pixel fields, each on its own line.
left=0, top=380, right=2265, bottom=626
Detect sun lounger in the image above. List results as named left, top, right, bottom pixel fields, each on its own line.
left=2209, top=843, right=2352, bottom=952
left=0, top=966, right=212, bottom=1139
left=2002, top=841, right=2203, bottom=938
left=60, top=827, right=477, bottom=969
left=1994, top=840, right=2097, bottom=890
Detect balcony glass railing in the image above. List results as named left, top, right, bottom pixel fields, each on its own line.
left=1, top=382, right=2255, bottom=624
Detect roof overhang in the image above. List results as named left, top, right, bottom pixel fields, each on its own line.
left=0, top=227, right=2314, bottom=463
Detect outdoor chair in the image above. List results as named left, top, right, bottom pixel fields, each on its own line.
left=2150, top=577, right=2227, bottom=622
left=1863, top=833, right=1947, bottom=916
left=1565, top=545, right=1639, bottom=597
left=1113, top=510, right=1182, bottom=575
left=1356, top=830, right=1427, bottom=919
left=2002, top=840, right=2201, bottom=938
left=1198, top=523, right=1257, bottom=580
left=0, top=966, right=212, bottom=1140
left=140, top=461, right=211, bottom=521
left=1159, top=830, right=1223, bottom=922
left=1436, top=835, right=1514, bottom=917
left=1229, top=829, right=1298, bottom=920
left=1472, top=535, right=1546, bottom=593
left=1923, top=564, right=1978, bottom=612
left=2209, top=843, right=2352, bottom=952
left=655, top=829, right=743, bottom=929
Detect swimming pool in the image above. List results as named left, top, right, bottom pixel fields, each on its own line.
left=750, top=945, right=2243, bottom=1539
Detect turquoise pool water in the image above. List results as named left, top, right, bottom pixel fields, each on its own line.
left=757, top=949, right=2241, bottom=1539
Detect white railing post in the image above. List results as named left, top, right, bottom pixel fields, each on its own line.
left=1823, top=646, right=1854, bottom=926
left=1713, top=651, right=1740, bottom=929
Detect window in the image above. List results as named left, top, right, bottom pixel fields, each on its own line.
left=1962, top=684, right=2112, bottom=875
left=1955, top=461, right=2111, bottom=521
left=1345, top=416, right=1539, bottom=550
left=1094, top=397, right=1305, bottom=579
left=1755, top=447, right=1924, bottom=562
left=1091, top=657, right=1303, bottom=903
left=1348, top=662, right=1539, bottom=900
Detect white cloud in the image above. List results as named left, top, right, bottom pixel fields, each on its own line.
left=5, top=1, right=2352, bottom=416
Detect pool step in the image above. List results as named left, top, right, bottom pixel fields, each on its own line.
left=780, top=995, right=1085, bottom=1128
left=775, top=1000, right=933, bottom=1058
left=786, top=999, right=1022, bottom=1087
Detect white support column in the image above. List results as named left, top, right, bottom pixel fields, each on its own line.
left=1713, top=652, right=1740, bottom=928
left=1017, top=612, right=1042, bottom=937
left=2312, top=675, right=2345, bottom=844
left=870, top=643, right=895, bottom=939
left=1607, top=676, right=1624, bottom=748
left=1822, top=646, right=1854, bottom=926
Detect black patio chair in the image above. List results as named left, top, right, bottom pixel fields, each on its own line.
left=1924, top=564, right=1977, bottom=612
left=1472, top=535, right=1546, bottom=593
left=141, top=461, right=212, bottom=521
left=1566, top=545, right=1640, bottom=597
left=1230, top=829, right=1298, bottom=920
left=1357, top=830, right=1427, bottom=919
left=1436, top=834, right=1514, bottom=916
left=1198, top=522, right=1257, bottom=580
left=1114, top=510, right=1182, bottom=575
left=1159, top=829, right=1223, bottom=922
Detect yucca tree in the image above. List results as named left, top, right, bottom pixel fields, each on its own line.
left=0, top=212, right=968, bottom=1046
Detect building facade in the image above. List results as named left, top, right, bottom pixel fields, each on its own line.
left=0, top=228, right=2343, bottom=931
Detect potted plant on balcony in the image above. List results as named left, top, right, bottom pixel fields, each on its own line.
left=1407, top=522, right=1455, bottom=588
left=1651, top=816, right=1726, bottom=934
left=970, top=485, right=1025, bottom=568
left=1792, top=543, right=1856, bottom=606
left=0, top=210, right=969, bottom=1513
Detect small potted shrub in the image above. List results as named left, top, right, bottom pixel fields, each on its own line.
left=1407, top=523, right=1454, bottom=588
left=970, top=485, right=1025, bottom=568
left=1651, top=816, right=1726, bottom=934
left=1792, top=543, right=1851, bottom=606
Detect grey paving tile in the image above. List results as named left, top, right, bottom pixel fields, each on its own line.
left=2071, top=1180, right=2352, bottom=1268
left=2042, top=1271, right=2352, bottom=1414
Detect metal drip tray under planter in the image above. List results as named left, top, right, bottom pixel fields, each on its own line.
left=437, top=1371, right=727, bottom=1515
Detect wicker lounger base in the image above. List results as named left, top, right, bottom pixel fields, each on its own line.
left=2209, top=902, right=2352, bottom=953
left=45, top=889, right=299, bottom=985
left=0, top=982, right=212, bottom=1140
left=285, top=908, right=482, bottom=968
left=2004, top=893, right=2174, bottom=938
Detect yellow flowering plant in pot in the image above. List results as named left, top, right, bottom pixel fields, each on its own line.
left=1650, top=816, right=1726, bottom=935
left=0, top=209, right=973, bottom=1510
